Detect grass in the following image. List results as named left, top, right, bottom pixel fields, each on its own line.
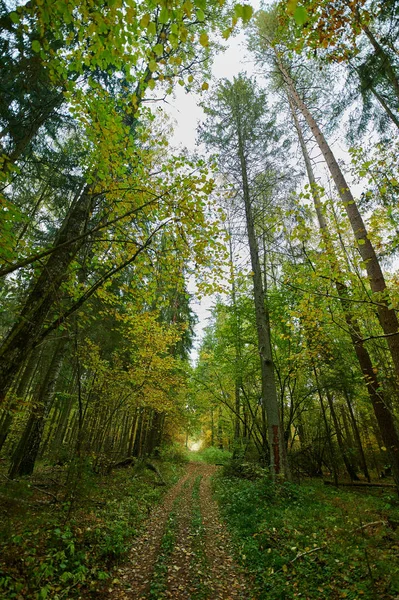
left=0, top=458, right=184, bottom=599
left=188, top=446, right=232, bottom=465
left=213, top=473, right=399, bottom=600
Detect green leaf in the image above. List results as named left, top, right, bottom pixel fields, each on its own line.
left=10, top=11, right=20, bottom=24
left=196, top=9, right=205, bottom=21
left=154, top=43, right=164, bottom=57
left=286, top=0, right=298, bottom=14
left=140, top=14, right=150, bottom=28
left=242, top=5, right=253, bottom=22
left=147, top=22, right=156, bottom=35
left=234, top=4, right=243, bottom=18
left=159, top=7, right=169, bottom=24
left=148, top=60, right=157, bottom=72
left=199, top=32, right=209, bottom=47
left=294, top=6, right=308, bottom=25
left=32, top=40, right=42, bottom=53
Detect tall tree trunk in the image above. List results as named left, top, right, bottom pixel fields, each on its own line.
left=313, top=367, right=339, bottom=485
left=325, top=391, right=359, bottom=481
left=0, top=187, right=93, bottom=404
left=128, top=409, right=139, bottom=457
left=8, top=338, right=66, bottom=478
left=228, top=231, right=242, bottom=457
left=362, top=26, right=399, bottom=105
left=0, top=351, right=40, bottom=452
left=289, top=97, right=399, bottom=491
left=343, top=388, right=371, bottom=482
left=51, top=368, right=77, bottom=458
left=277, top=53, right=399, bottom=382
left=237, top=125, right=289, bottom=480
left=217, top=407, right=224, bottom=450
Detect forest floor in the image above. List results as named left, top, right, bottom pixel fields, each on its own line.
left=108, top=462, right=254, bottom=600
left=1, top=456, right=399, bottom=599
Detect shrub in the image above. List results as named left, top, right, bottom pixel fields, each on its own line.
left=223, top=459, right=269, bottom=480
left=158, top=442, right=189, bottom=464
left=197, top=446, right=232, bottom=465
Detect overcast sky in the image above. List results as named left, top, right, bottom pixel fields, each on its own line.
left=162, top=16, right=262, bottom=362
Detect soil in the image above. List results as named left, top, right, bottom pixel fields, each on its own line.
left=108, top=463, right=254, bottom=600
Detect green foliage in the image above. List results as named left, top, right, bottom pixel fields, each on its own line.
left=159, top=442, right=190, bottom=464
left=223, top=459, right=269, bottom=480
left=213, top=475, right=399, bottom=599
left=0, top=460, right=184, bottom=599
left=191, top=446, right=232, bottom=465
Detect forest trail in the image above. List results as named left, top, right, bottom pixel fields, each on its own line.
left=108, top=463, right=254, bottom=600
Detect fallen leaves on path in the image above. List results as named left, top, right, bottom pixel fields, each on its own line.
left=108, top=463, right=254, bottom=600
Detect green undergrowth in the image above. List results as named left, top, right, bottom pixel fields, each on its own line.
left=213, top=473, right=399, bottom=600
left=188, top=446, right=232, bottom=465
left=0, top=458, right=184, bottom=599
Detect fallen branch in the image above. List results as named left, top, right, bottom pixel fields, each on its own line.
left=1, top=473, right=58, bottom=502
left=146, top=461, right=166, bottom=486
left=272, top=544, right=327, bottom=575
left=351, top=520, right=387, bottom=533
left=324, top=480, right=396, bottom=488
left=30, top=485, right=59, bottom=502
left=0, top=493, right=48, bottom=506
left=291, top=544, right=326, bottom=564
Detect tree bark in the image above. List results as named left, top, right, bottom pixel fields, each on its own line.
left=0, top=186, right=93, bottom=404
left=0, top=351, right=39, bottom=452
left=8, top=338, right=66, bottom=478
left=237, top=123, right=289, bottom=479
left=362, top=26, right=399, bottom=106
left=343, top=388, right=371, bottom=482
left=313, top=367, right=339, bottom=485
left=228, top=232, right=242, bottom=457
left=325, top=391, right=359, bottom=481
left=289, top=98, right=399, bottom=490
left=278, top=54, right=399, bottom=383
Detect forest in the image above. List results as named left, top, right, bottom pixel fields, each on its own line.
left=0, top=0, right=399, bottom=598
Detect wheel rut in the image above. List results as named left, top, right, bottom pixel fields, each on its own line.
left=109, top=463, right=254, bottom=600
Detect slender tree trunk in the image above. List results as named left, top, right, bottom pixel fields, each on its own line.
left=362, top=26, right=399, bottom=105
left=133, top=409, right=144, bottom=457
left=228, top=231, right=242, bottom=456
left=325, top=391, right=359, bottom=481
left=289, top=97, right=399, bottom=491
left=313, top=367, right=339, bottom=485
left=0, top=351, right=39, bottom=452
left=367, top=81, right=399, bottom=129
left=128, top=410, right=139, bottom=457
left=277, top=53, right=399, bottom=382
left=210, top=406, right=215, bottom=447
left=8, top=338, right=66, bottom=478
left=0, top=187, right=93, bottom=404
left=217, top=407, right=223, bottom=450
left=343, top=388, right=371, bottom=482
left=236, top=125, right=288, bottom=479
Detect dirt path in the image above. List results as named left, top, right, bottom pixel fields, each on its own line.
left=109, top=463, right=254, bottom=600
